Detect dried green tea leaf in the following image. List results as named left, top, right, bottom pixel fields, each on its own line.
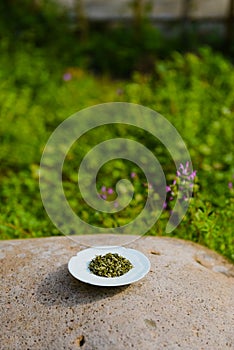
left=89, top=253, right=133, bottom=278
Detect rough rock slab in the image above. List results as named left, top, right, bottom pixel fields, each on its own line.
left=0, top=235, right=233, bottom=350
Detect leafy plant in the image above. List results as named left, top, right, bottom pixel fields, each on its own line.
left=0, top=41, right=233, bottom=262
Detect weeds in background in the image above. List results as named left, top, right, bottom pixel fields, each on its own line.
left=0, top=44, right=233, bottom=262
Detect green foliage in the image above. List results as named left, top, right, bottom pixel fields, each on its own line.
left=0, top=41, right=233, bottom=262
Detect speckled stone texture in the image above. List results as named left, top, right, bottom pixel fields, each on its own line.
left=1, top=235, right=234, bottom=350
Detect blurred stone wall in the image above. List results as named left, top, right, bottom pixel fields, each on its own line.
left=58, top=0, right=230, bottom=20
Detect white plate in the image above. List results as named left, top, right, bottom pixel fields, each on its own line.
left=68, top=246, right=151, bottom=287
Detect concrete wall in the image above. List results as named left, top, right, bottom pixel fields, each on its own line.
left=58, top=0, right=230, bottom=20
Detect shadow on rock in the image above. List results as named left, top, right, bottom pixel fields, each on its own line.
left=36, top=263, right=130, bottom=307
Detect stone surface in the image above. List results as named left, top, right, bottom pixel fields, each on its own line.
left=0, top=235, right=233, bottom=350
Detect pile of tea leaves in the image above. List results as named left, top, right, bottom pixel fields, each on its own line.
left=89, top=253, right=133, bottom=278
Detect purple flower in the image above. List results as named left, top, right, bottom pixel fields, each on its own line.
left=228, top=182, right=233, bottom=189
left=179, top=162, right=189, bottom=175
left=166, top=185, right=171, bottom=193
left=163, top=202, right=167, bottom=209
left=188, top=171, right=197, bottom=180
left=131, top=172, right=136, bottom=178
left=116, top=88, right=123, bottom=96
left=63, top=72, right=72, bottom=81
left=178, top=162, right=197, bottom=179
left=101, top=194, right=107, bottom=200
left=107, top=188, right=114, bottom=194
left=101, top=186, right=106, bottom=192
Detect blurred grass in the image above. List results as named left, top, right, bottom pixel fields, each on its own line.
left=0, top=1, right=233, bottom=262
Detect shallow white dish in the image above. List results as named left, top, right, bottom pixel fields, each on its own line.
left=68, top=246, right=150, bottom=287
